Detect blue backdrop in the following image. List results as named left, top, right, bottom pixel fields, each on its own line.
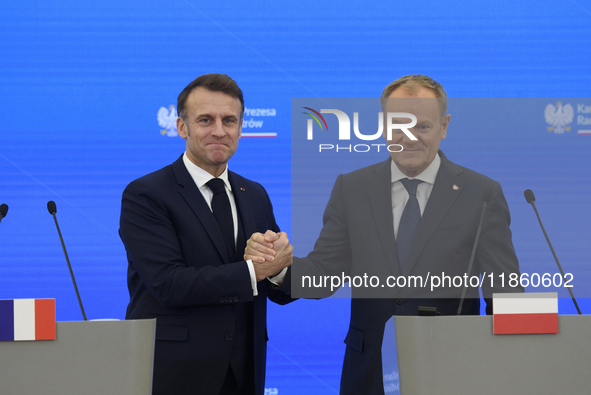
left=1, top=1, right=590, bottom=393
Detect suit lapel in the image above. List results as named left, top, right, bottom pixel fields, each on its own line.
left=231, top=173, right=264, bottom=298
left=172, top=157, right=232, bottom=263
left=229, top=172, right=257, bottom=242
left=365, top=158, right=402, bottom=277
left=405, top=152, right=464, bottom=273
left=229, top=174, right=269, bottom=298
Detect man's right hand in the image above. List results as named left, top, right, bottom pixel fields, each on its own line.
left=246, top=230, right=293, bottom=281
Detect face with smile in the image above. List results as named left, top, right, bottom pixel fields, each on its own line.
left=383, top=86, right=450, bottom=178
left=177, top=87, right=242, bottom=177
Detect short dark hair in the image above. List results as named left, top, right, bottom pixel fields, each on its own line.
left=380, top=74, right=448, bottom=117
left=177, top=73, right=244, bottom=121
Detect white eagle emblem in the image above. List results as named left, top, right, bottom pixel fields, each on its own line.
left=544, top=102, right=574, bottom=134
left=157, top=105, right=179, bottom=137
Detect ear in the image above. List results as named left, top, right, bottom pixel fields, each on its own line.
left=441, top=114, right=450, bottom=140
left=177, top=117, right=188, bottom=139
left=238, top=118, right=243, bottom=139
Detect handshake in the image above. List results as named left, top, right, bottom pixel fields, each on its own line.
left=245, top=230, right=294, bottom=282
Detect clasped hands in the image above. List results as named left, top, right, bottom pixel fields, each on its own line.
left=245, top=230, right=293, bottom=282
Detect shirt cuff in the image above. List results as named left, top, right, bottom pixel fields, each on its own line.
left=267, top=267, right=287, bottom=286
left=246, top=260, right=258, bottom=296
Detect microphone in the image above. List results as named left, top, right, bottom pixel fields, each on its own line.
left=457, top=191, right=491, bottom=315
left=0, top=203, right=8, bottom=223
left=524, top=189, right=535, bottom=204
left=524, top=189, right=581, bottom=314
left=47, top=200, right=87, bottom=321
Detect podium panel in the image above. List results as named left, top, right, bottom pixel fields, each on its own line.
left=0, top=319, right=155, bottom=395
left=395, top=315, right=591, bottom=395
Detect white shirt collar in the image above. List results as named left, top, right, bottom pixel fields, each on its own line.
left=182, top=152, right=232, bottom=191
left=390, top=152, right=441, bottom=185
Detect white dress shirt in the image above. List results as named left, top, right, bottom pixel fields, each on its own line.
left=391, top=153, right=441, bottom=240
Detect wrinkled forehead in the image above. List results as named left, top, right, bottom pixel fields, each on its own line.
left=185, top=87, right=243, bottom=119
left=381, top=97, right=445, bottom=120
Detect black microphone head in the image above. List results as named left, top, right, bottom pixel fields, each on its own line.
left=47, top=200, right=57, bottom=215
left=524, top=189, right=535, bottom=204
left=482, top=191, right=491, bottom=203
left=0, top=203, right=7, bottom=217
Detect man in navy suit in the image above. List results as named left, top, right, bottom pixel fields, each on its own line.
left=120, top=74, right=292, bottom=395
left=246, top=75, right=522, bottom=394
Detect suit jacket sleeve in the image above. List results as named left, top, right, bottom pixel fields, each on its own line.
left=476, top=180, right=523, bottom=313
left=289, top=173, right=356, bottom=299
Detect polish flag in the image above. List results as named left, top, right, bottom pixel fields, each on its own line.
left=0, top=299, right=56, bottom=341
left=493, top=293, right=558, bottom=335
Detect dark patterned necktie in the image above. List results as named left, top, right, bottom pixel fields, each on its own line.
left=206, top=178, right=235, bottom=254
left=397, top=178, right=423, bottom=272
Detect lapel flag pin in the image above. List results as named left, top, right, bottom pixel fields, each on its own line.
left=240, top=187, right=245, bottom=191
left=452, top=184, right=459, bottom=191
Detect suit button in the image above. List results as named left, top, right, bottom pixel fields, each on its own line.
left=395, top=298, right=404, bottom=305
left=225, top=334, right=233, bottom=341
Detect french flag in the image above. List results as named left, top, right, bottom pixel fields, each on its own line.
left=493, top=292, right=558, bottom=335
left=0, top=299, right=56, bottom=341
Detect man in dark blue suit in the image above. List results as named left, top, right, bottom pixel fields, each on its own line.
left=247, top=75, right=522, bottom=394
left=120, top=74, right=292, bottom=395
